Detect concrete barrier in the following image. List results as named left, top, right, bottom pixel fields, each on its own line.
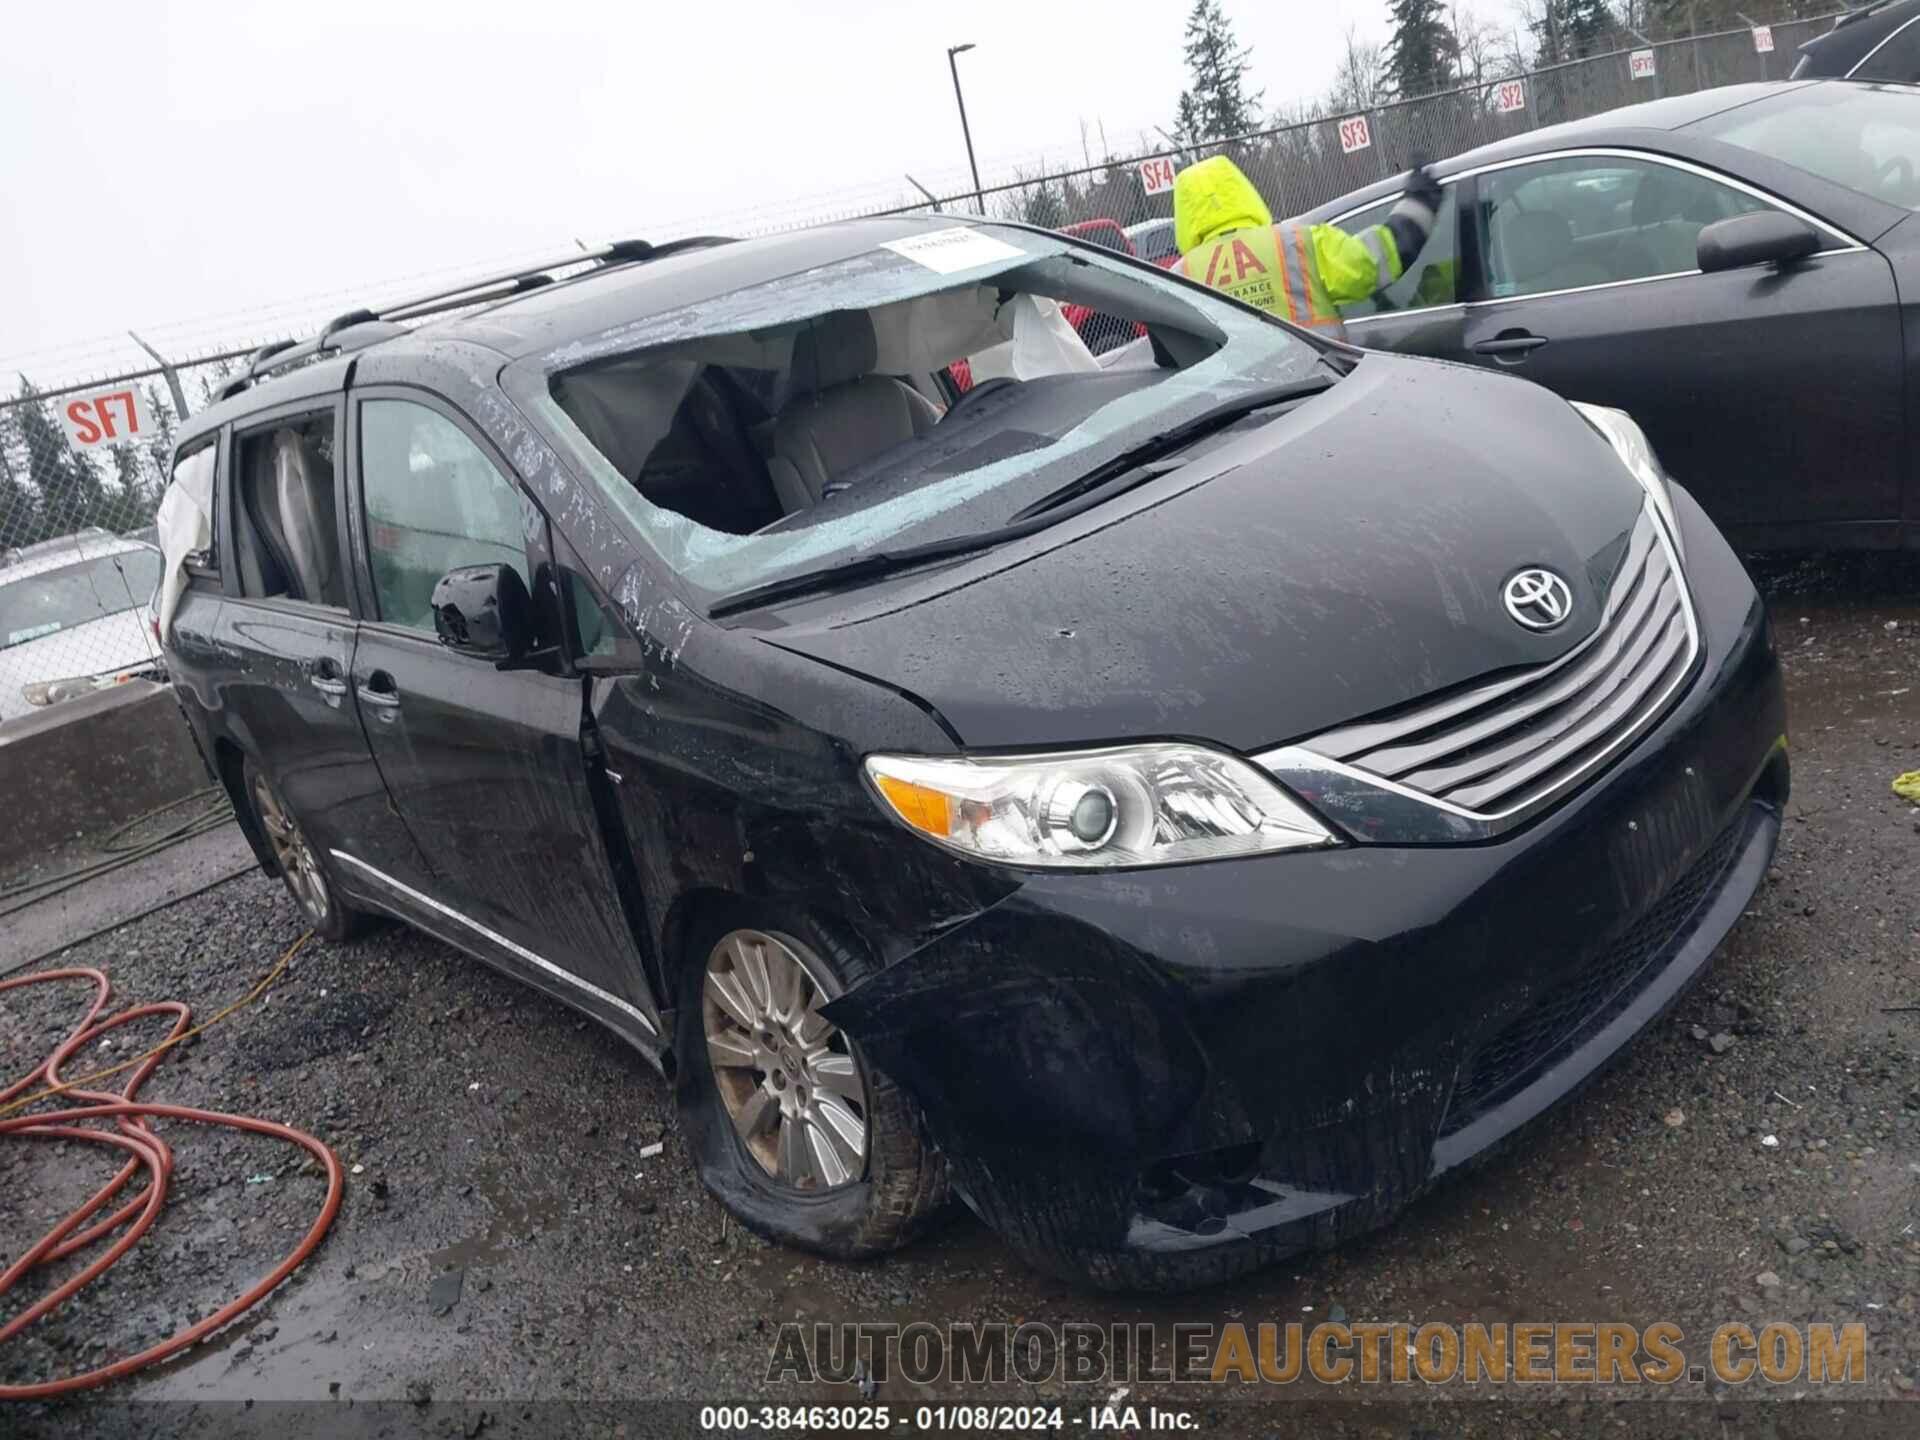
left=0, top=680, right=212, bottom=875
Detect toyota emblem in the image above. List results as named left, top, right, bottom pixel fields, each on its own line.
left=1503, top=568, right=1574, bottom=631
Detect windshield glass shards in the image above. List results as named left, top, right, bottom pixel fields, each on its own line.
left=531, top=224, right=1334, bottom=608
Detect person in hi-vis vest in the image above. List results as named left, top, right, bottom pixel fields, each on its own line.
left=1171, top=155, right=1443, bottom=341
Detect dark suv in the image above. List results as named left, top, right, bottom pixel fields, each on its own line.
left=159, top=219, right=1787, bottom=1290
left=1793, top=0, right=1920, bottom=82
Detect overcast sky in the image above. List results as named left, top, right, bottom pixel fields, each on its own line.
left=0, top=0, right=1529, bottom=378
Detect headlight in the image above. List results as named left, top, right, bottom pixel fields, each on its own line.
left=21, top=671, right=140, bottom=707
left=864, top=743, right=1334, bottom=869
left=1570, top=402, right=1684, bottom=559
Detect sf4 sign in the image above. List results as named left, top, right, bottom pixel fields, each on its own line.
left=58, top=386, right=156, bottom=453
left=1494, top=79, right=1527, bottom=114
left=1139, top=155, right=1178, bottom=197
left=1338, top=114, right=1372, bottom=155
left=1630, top=48, right=1658, bottom=80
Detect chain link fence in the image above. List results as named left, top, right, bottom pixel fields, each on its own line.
left=0, top=350, right=254, bottom=715
left=956, top=14, right=1843, bottom=238
left=0, top=10, right=1847, bottom=716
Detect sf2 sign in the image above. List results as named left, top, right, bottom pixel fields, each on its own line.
left=1338, top=115, right=1372, bottom=155
left=1139, top=155, right=1178, bottom=197
left=58, top=386, right=157, bottom=454
left=1494, top=80, right=1527, bottom=114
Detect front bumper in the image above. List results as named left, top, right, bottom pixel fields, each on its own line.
left=826, top=489, right=1787, bottom=1288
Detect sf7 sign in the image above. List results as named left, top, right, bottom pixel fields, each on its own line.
left=59, top=386, right=156, bottom=453
left=1338, top=115, right=1372, bottom=155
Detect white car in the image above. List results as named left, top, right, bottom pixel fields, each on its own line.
left=0, top=529, right=165, bottom=722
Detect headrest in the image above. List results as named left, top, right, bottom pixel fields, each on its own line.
left=271, top=430, right=323, bottom=494
left=789, top=311, right=878, bottom=396
left=1630, top=171, right=1679, bottom=228
left=1500, top=210, right=1574, bottom=283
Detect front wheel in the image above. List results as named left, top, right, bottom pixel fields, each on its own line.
left=674, top=909, right=948, bottom=1258
left=242, top=757, right=371, bottom=942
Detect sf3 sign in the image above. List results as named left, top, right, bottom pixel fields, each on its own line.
left=1338, top=115, right=1372, bottom=155
left=58, top=386, right=157, bottom=454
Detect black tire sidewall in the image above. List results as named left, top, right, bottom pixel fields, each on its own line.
left=241, top=755, right=358, bottom=943
left=673, top=905, right=922, bottom=1258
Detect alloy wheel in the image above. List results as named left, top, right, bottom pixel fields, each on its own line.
left=701, top=929, right=869, bottom=1191
left=251, top=773, right=331, bottom=926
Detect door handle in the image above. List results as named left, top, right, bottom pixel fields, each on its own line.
left=1472, top=330, right=1549, bottom=363
left=359, top=670, right=401, bottom=712
left=305, top=657, right=348, bottom=698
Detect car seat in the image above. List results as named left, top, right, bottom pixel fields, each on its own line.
left=768, top=311, right=940, bottom=512
left=1627, top=171, right=1725, bottom=276
left=1496, top=209, right=1610, bottom=294
left=242, top=430, right=343, bottom=606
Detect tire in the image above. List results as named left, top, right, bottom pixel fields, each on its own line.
left=674, top=905, right=948, bottom=1259
left=241, top=756, right=373, bottom=943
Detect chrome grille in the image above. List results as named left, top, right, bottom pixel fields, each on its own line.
left=1295, top=507, right=1696, bottom=823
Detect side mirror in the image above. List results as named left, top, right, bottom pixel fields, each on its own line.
left=431, top=563, right=534, bottom=663
left=1697, top=212, right=1820, bottom=274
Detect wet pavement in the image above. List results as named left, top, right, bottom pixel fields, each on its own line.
left=4, top=556, right=1918, bottom=1436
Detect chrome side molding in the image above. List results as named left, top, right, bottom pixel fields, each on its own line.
left=329, top=850, right=657, bottom=1036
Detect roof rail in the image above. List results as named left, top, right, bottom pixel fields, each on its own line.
left=210, top=236, right=732, bottom=404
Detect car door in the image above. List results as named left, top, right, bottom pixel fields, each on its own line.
left=1454, top=152, right=1905, bottom=542
left=209, top=397, right=428, bottom=886
left=342, top=387, right=659, bottom=1039
left=1329, top=181, right=1469, bottom=356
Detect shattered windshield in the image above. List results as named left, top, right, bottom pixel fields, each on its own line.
left=532, top=224, right=1327, bottom=604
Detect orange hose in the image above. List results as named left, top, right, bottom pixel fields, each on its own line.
left=0, top=949, right=343, bottom=1399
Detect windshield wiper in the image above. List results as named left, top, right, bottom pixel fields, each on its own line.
left=708, top=529, right=1012, bottom=619
left=709, top=368, right=1341, bottom=619
left=1006, top=370, right=1337, bottom=524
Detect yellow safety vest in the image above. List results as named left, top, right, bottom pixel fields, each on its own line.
left=1177, top=220, right=1403, bottom=339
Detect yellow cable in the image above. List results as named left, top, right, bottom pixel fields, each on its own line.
left=0, top=931, right=312, bottom=1121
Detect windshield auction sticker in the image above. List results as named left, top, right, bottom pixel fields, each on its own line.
left=881, top=228, right=1029, bottom=275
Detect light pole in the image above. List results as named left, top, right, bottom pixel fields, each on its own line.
left=946, top=43, right=984, bottom=217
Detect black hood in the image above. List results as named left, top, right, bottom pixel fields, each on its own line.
left=761, top=356, right=1648, bottom=753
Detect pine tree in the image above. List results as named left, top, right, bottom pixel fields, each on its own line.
left=1385, top=0, right=1458, bottom=99
left=0, top=406, right=37, bottom=552
left=1534, top=0, right=1617, bottom=62
left=1174, top=0, right=1263, bottom=143
left=1019, top=180, right=1067, bottom=230
left=1643, top=1, right=1715, bottom=33
left=1563, top=0, right=1616, bottom=55
left=141, top=382, right=179, bottom=507
left=109, top=442, right=149, bottom=531
left=12, top=378, right=106, bottom=542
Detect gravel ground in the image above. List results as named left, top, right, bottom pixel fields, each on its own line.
left=4, top=559, right=1918, bottom=1437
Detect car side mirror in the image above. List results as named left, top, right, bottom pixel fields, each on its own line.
left=1697, top=212, right=1820, bottom=274
left=431, top=563, right=534, bottom=663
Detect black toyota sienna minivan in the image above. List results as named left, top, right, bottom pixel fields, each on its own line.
left=157, top=217, right=1787, bottom=1290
